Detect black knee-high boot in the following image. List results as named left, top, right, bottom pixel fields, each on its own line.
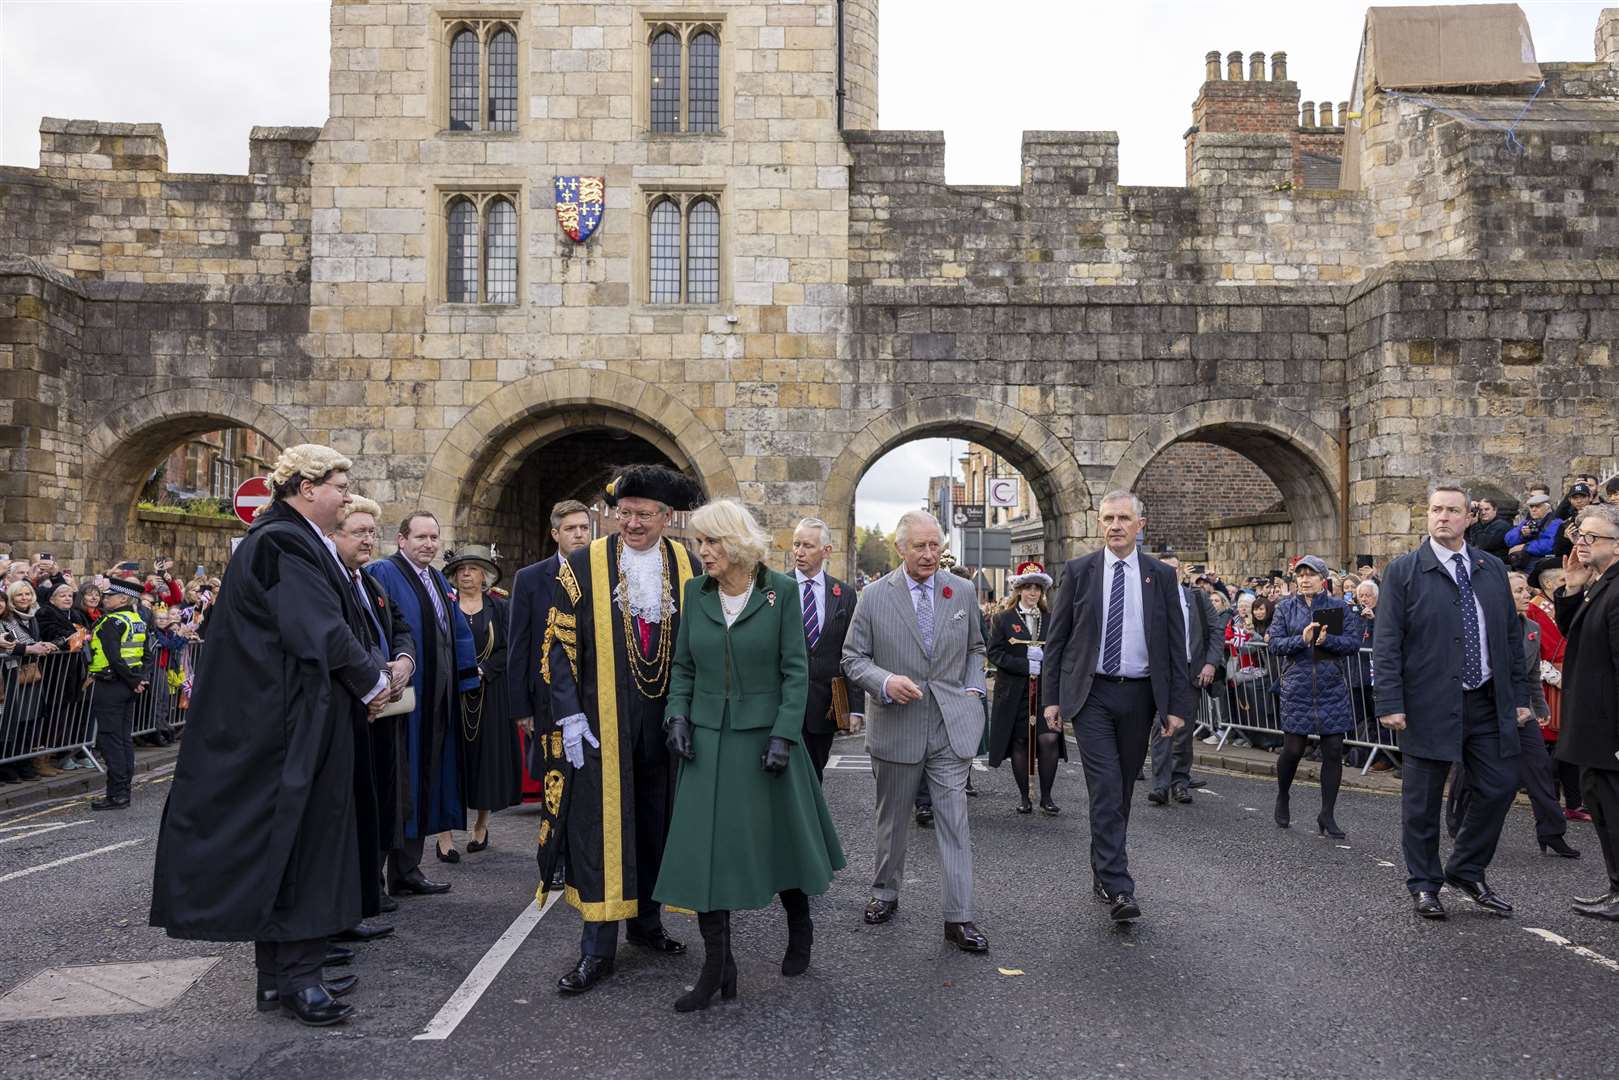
left=675, top=910, right=736, bottom=1013
left=780, top=888, right=813, bottom=976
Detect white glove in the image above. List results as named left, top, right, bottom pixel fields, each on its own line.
left=561, top=713, right=599, bottom=768
left=1026, top=645, right=1043, bottom=663
left=1029, top=659, right=1042, bottom=676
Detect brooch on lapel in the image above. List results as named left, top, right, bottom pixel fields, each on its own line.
left=831, top=584, right=842, bottom=598
left=941, top=585, right=953, bottom=599
left=376, top=596, right=385, bottom=610
left=1013, top=623, right=1024, bottom=634
left=765, top=590, right=777, bottom=607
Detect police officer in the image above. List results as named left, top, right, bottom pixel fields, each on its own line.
left=88, top=576, right=148, bottom=811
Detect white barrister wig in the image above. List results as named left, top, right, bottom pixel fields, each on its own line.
left=340, top=495, right=383, bottom=521
left=269, top=444, right=354, bottom=489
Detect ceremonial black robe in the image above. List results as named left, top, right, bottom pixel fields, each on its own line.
left=537, top=534, right=693, bottom=920
left=149, top=500, right=382, bottom=942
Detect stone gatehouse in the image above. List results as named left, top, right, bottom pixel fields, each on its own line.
left=4, top=1, right=1619, bottom=579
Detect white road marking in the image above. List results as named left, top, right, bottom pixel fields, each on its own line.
left=1524, top=928, right=1619, bottom=975
left=1375, top=860, right=1396, bottom=868
left=0, top=821, right=90, bottom=845
left=0, top=839, right=144, bottom=884
left=1194, top=787, right=1222, bottom=797
left=414, top=892, right=561, bottom=1041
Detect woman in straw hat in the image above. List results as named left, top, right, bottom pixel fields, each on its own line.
left=444, top=544, right=521, bottom=858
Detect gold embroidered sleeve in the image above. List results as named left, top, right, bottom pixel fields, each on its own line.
left=557, top=558, right=582, bottom=606
left=541, top=608, right=578, bottom=685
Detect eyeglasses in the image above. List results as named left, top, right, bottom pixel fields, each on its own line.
left=1575, top=531, right=1619, bottom=545
left=345, top=528, right=379, bottom=539
left=318, top=478, right=351, bottom=495
left=615, top=508, right=664, bottom=524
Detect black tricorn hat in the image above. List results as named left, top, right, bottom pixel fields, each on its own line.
left=603, top=464, right=704, bottom=512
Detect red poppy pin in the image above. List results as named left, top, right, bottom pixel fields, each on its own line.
left=942, top=585, right=953, bottom=599
left=376, top=596, right=385, bottom=610
left=831, top=584, right=842, bottom=598
left=1013, top=623, right=1024, bottom=634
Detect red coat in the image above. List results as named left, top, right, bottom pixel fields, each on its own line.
left=1525, top=602, right=1564, bottom=741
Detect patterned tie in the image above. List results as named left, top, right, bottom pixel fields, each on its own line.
left=916, top=580, right=935, bottom=658
left=420, top=567, right=447, bottom=630
left=802, top=578, right=820, bottom=651
left=1453, top=554, right=1484, bottom=689
left=1102, top=560, right=1126, bottom=675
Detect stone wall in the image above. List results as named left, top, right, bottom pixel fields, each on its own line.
left=1205, top=512, right=1294, bottom=580
left=129, top=510, right=243, bottom=575
left=1135, top=442, right=1283, bottom=554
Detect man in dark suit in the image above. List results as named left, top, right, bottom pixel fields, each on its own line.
left=790, top=517, right=865, bottom=781
left=330, top=496, right=415, bottom=941
left=1375, top=482, right=1533, bottom=921
left=1148, top=555, right=1222, bottom=806
left=1552, top=503, right=1619, bottom=920
left=1042, top=491, right=1195, bottom=923
left=508, top=499, right=594, bottom=779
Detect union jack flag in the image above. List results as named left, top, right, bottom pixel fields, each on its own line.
left=554, top=176, right=605, bottom=243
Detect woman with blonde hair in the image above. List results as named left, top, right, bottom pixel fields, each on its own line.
left=655, top=498, right=845, bottom=1012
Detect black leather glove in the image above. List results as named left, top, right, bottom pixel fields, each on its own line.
left=760, top=735, right=792, bottom=776
left=664, top=716, right=695, bottom=762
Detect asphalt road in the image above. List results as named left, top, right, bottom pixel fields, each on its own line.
left=2, top=735, right=1615, bottom=1080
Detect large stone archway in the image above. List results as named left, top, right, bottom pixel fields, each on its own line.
left=1107, top=399, right=1343, bottom=563
left=79, top=388, right=307, bottom=565
left=421, top=369, right=740, bottom=552
left=822, top=396, right=1093, bottom=579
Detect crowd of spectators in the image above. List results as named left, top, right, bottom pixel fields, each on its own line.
left=0, top=550, right=221, bottom=784
left=1176, top=474, right=1619, bottom=814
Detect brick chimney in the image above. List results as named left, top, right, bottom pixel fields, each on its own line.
left=1185, top=50, right=1346, bottom=190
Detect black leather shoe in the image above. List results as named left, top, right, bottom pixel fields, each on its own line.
left=435, top=844, right=460, bottom=864
left=391, top=871, right=451, bottom=896
left=864, top=897, right=899, bottom=925
left=322, top=973, right=358, bottom=997
left=1015, top=798, right=1033, bottom=814
left=1039, top=799, right=1061, bottom=816
left=323, top=945, right=355, bottom=967
left=557, top=956, right=613, bottom=994
left=1147, top=788, right=1168, bottom=806
left=914, top=807, right=934, bottom=828
left=333, top=921, right=394, bottom=943
left=378, top=893, right=399, bottom=913
left=1092, top=880, right=1114, bottom=905
left=1539, top=836, right=1581, bottom=859
left=1414, top=891, right=1447, bottom=919
left=1109, top=894, right=1142, bottom=922
left=1188, top=779, right=1208, bottom=790
left=1445, top=874, right=1512, bottom=915
left=280, top=985, right=353, bottom=1026
left=1574, top=897, right=1619, bottom=921
left=466, top=832, right=490, bottom=853
left=625, top=927, right=686, bottom=955
left=944, top=921, right=989, bottom=952
left=1172, top=783, right=1192, bottom=804
left=1574, top=886, right=1619, bottom=906
left=90, top=796, right=130, bottom=812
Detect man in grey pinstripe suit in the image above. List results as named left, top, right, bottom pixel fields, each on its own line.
left=843, top=510, right=991, bottom=953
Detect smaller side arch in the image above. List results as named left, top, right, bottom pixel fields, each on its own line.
left=1106, top=399, right=1343, bottom=562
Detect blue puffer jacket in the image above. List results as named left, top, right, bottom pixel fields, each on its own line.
left=1268, top=592, right=1363, bottom=735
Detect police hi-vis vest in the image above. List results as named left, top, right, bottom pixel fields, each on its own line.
left=87, top=609, right=147, bottom=675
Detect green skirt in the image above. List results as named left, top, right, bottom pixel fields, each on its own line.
left=653, top=722, right=846, bottom=913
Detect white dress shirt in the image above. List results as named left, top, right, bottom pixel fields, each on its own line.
left=1175, top=584, right=1193, bottom=665
left=1429, top=537, right=1491, bottom=684
left=1095, top=548, right=1151, bottom=678
left=794, top=568, right=825, bottom=640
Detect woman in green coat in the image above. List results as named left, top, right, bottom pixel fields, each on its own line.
left=655, top=498, right=846, bottom=1012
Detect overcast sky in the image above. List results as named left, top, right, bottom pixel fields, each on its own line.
left=3, top=0, right=1608, bottom=531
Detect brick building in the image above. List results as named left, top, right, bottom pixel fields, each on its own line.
left=3, top=2, right=1619, bottom=582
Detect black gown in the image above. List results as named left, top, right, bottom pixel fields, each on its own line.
left=986, top=606, right=1068, bottom=768
left=460, top=596, right=521, bottom=812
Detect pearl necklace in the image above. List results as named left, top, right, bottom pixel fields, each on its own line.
left=719, top=579, right=754, bottom=623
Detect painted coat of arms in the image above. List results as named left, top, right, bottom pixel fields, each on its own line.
left=554, top=176, right=605, bottom=243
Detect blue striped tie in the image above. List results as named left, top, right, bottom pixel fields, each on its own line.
left=1102, top=560, right=1125, bottom=675
left=802, top=579, right=820, bottom=651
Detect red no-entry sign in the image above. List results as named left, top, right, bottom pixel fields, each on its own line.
left=233, top=476, right=272, bottom=525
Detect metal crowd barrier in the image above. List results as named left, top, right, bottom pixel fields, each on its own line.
left=1196, top=642, right=1400, bottom=774
left=130, top=641, right=201, bottom=741
left=0, top=650, right=99, bottom=770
